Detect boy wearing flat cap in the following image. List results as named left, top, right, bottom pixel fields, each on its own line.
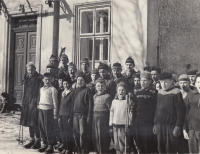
left=58, top=54, right=69, bottom=76
left=80, top=57, right=92, bottom=84
left=111, top=62, right=124, bottom=81
left=153, top=72, right=186, bottom=153
left=123, top=57, right=137, bottom=92
left=98, top=62, right=117, bottom=100
left=72, top=70, right=93, bottom=153
left=46, top=63, right=59, bottom=89
left=68, top=62, right=77, bottom=85
left=132, top=72, right=157, bottom=153
left=187, top=69, right=198, bottom=90
left=87, top=69, right=99, bottom=96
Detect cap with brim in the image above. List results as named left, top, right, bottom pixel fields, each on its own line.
left=98, top=63, right=108, bottom=71
left=68, top=62, right=76, bottom=69
left=95, top=78, right=105, bottom=84
left=187, top=69, right=198, bottom=75
left=117, top=82, right=127, bottom=91
left=125, top=56, right=135, bottom=65
left=134, top=73, right=140, bottom=79
left=63, top=76, right=72, bottom=84
left=159, top=72, right=172, bottom=80
left=140, top=72, right=152, bottom=80
left=26, top=62, right=35, bottom=68
left=112, top=62, right=122, bottom=70
left=58, top=72, right=67, bottom=80
left=178, top=74, right=190, bottom=82
left=46, top=63, right=56, bottom=69
left=75, top=70, right=87, bottom=81
left=91, top=69, right=99, bottom=75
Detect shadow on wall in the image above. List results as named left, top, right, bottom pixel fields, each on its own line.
left=112, top=0, right=146, bottom=71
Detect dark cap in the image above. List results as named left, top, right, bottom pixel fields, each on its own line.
left=75, top=70, right=87, bottom=81
left=187, top=69, right=198, bottom=75
left=159, top=72, right=172, bottom=80
left=112, top=62, right=122, bottom=70
left=125, top=56, right=135, bottom=65
left=98, top=62, right=108, bottom=71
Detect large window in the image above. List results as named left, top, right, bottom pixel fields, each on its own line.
left=75, top=2, right=111, bottom=70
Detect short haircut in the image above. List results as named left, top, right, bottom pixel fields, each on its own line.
left=194, top=73, right=200, bottom=83
left=43, top=72, right=51, bottom=78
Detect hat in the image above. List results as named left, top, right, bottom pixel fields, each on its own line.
left=98, top=62, right=108, bottom=70
left=60, top=54, right=69, bottom=60
left=43, top=72, right=51, bottom=78
left=63, top=76, right=72, bottom=84
left=49, top=54, right=58, bottom=61
left=58, top=72, right=67, bottom=80
left=159, top=72, right=172, bottom=80
left=116, top=82, right=127, bottom=91
left=46, top=63, right=56, bottom=69
left=125, top=56, right=135, bottom=65
left=26, top=62, right=35, bottom=68
left=81, top=57, right=89, bottom=64
left=115, top=77, right=128, bottom=85
left=140, top=72, right=152, bottom=80
left=144, top=66, right=152, bottom=72
left=187, top=69, right=198, bottom=75
left=151, top=66, right=162, bottom=74
left=178, top=74, right=190, bottom=82
left=134, top=73, right=140, bottom=79
left=112, top=62, right=122, bottom=70
left=75, top=70, right=86, bottom=81
left=91, top=69, right=99, bottom=75
left=68, top=62, right=77, bottom=69
left=95, top=78, right=105, bottom=84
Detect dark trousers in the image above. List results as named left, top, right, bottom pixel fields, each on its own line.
left=38, top=109, right=56, bottom=146
left=54, top=119, right=62, bottom=143
left=73, top=114, right=90, bottom=153
left=113, top=125, right=126, bottom=153
left=157, top=124, right=182, bottom=153
left=133, top=119, right=157, bottom=153
left=29, top=126, right=40, bottom=138
left=60, top=115, right=74, bottom=150
left=92, top=116, right=110, bottom=154
left=188, top=130, right=200, bottom=153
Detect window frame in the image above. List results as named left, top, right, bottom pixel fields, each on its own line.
left=74, top=1, right=111, bottom=70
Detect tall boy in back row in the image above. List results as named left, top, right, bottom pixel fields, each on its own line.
left=153, top=72, right=186, bottom=153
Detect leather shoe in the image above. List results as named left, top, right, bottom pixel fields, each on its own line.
left=24, top=140, right=35, bottom=149
left=37, top=144, right=48, bottom=152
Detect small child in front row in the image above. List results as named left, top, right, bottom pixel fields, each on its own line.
left=109, top=82, right=132, bottom=154
left=37, top=73, right=58, bottom=153
left=92, top=78, right=111, bottom=154
left=58, top=77, right=74, bottom=154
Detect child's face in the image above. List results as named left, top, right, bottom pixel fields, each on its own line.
left=188, top=75, right=196, bottom=85
left=43, top=76, right=51, bottom=86
left=134, top=77, right=140, bottom=86
left=68, top=67, right=76, bottom=75
left=60, top=58, right=68, bottom=65
left=117, top=86, right=126, bottom=100
left=112, top=68, right=122, bottom=77
left=179, top=81, right=190, bottom=91
left=95, top=82, right=106, bottom=94
left=63, top=81, right=71, bottom=89
left=99, top=69, right=108, bottom=79
left=140, top=77, right=152, bottom=89
left=91, top=74, right=98, bottom=81
left=151, top=70, right=158, bottom=81
left=156, top=82, right=161, bottom=91
left=58, top=79, right=63, bottom=88
left=27, top=66, right=35, bottom=76
left=81, top=63, right=89, bottom=71
left=195, top=77, right=200, bottom=93
left=77, top=77, right=86, bottom=88
left=125, top=63, right=134, bottom=71
left=46, top=68, right=55, bottom=75
left=160, top=79, right=172, bottom=90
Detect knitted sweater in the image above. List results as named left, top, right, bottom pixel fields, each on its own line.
left=184, top=92, right=200, bottom=130
left=38, top=85, right=58, bottom=116
left=109, top=99, right=127, bottom=126
left=134, top=87, right=157, bottom=123
left=72, top=87, right=93, bottom=119
left=154, top=87, right=186, bottom=127
left=93, top=93, right=111, bottom=117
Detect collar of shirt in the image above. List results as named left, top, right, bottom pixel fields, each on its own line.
left=43, top=84, right=52, bottom=90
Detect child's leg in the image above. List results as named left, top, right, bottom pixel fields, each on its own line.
left=113, top=126, right=120, bottom=152
left=188, top=130, right=199, bottom=153
left=38, top=109, right=48, bottom=145
left=79, top=115, right=88, bottom=153
left=60, top=115, right=67, bottom=149
left=73, top=114, right=81, bottom=153
left=117, top=127, right=126, bottom=153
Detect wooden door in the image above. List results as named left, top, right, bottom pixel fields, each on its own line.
left=14, top=32, right=36, bottom=104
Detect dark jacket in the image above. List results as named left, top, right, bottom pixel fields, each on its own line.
left=184, top=92, right=200, bottom=130
left=104, top=75, right=117, bottom=101
left=123, top=69, right=137, bottom=92
left=154, top=87, right=186, bottom=127
left=134, top=87, right=157, bottom=123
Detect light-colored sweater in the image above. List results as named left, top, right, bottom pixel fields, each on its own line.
left=109, top=99, right=127, bottom=126
left=38, top=85, right=58, bottom=116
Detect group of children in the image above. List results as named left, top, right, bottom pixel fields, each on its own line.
left=21, top=54, right=200, bottom=154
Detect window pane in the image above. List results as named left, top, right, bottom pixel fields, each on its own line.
left=81, top=11, right=93, bottom=33
left=103, top=38, right=108, bottom=60
left=96, top=9, right=108, bottom=33
left=95, top=39, right=100, bottom=60
left=80, top=38, right=93, bottom=60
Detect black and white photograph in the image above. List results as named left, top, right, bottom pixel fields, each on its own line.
left=0, top=0, right=200, bottom=153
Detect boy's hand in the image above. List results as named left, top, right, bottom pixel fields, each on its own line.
left=153, top=125, right=157, bottom=135
left=109, top=126, right=113, bottom=136
left=183, top=130, right=189, bottom=140
left=173, top=126, right=181, bottom=137
left=54, top=115, right=58, bottom=120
